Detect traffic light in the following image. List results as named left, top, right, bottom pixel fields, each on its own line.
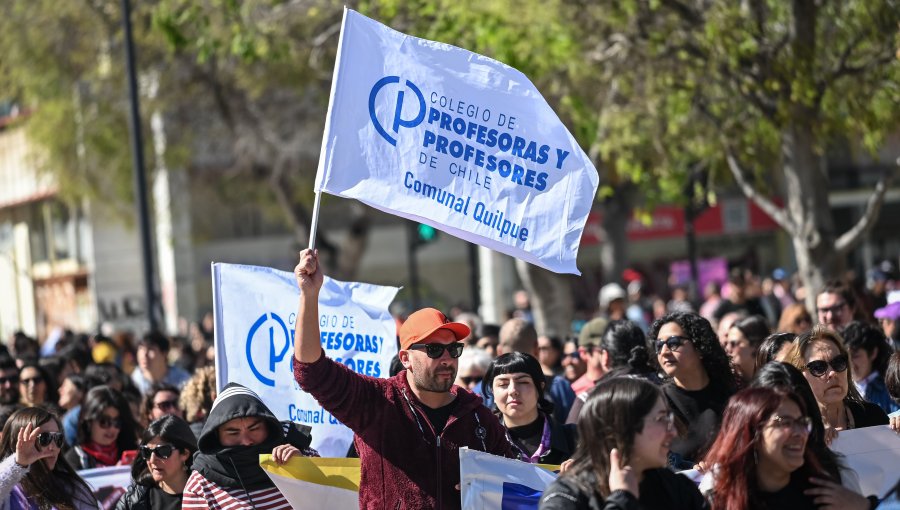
left=411, top=222, right=439, bottom=248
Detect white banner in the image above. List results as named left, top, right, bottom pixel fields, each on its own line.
left=460, top=448, right=557, bottom=509
left=212, top=263, right=399, bottom=457
left=78, top=465, right=131, bottom=510
left=831, top=425, right=900, bottom=498
left=315, top=9, right=598, bottom=275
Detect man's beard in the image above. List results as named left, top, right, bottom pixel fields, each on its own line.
left=0, top=392, right=19, bottom=405
left=412, top=366, right=456, bottom=393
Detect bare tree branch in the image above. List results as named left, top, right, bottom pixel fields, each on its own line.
left=835, top=166, right=897, bottom=253
left=723, top=143, right=795, bottom=235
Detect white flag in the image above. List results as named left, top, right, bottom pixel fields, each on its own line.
left=316, top=9, right=598, bottom=275
left=459, top=448, right=558, bottom=509
left=212, top=263, right=399, bottom=457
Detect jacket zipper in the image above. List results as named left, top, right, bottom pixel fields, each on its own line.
left=436, top=435, right=443, bottom=510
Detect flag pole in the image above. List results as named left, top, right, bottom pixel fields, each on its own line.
left=308, top=191, right=322, bottom=250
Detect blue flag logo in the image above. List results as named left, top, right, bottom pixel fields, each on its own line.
left=501, top=482, right=543, bottom=510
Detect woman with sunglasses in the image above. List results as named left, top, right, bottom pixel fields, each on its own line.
left=703, top=387, right=872, bottom=510
left=454, top=347, right=491, bottom=392
left=140, top=384, right=184, bottom=428
left=650, top=312, right=737, bottom=469
left=0, top=407, right=98, bottom=509
left=539, top=376, right=706, bottom=509
left=484, top=352, right=577, bottom=465
left=65, top=385, right=139, bottom=470
left=788, top=326, right=888, bottom=437
left=117, top=415, right=197, bottom=510
left=18, top=363, right=57, bottom=409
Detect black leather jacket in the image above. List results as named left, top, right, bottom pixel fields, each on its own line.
left=114, top=484, right=149, bottom=510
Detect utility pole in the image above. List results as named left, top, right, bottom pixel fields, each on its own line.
left=121, top=0, right=160, bottom=332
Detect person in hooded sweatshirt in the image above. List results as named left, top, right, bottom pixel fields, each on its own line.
left=181, top=383, right=318, bottom=509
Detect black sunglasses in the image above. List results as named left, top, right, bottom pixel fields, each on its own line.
left=408, top=342, right=465, bottom=359
left=96, top=416, right=122, bottom=429
left=154, top=400, right=179, bottom=411
left=804, top=354, right=849, bottom=378
left=655, top=335, right=690, bottom=354
left=140, top=444, right=175, bottom=460
left=0, top=376, right=19, bottom=385
left=37, top=432, right=64, bottom=449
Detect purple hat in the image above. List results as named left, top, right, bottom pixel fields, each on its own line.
left=874, top=302, right=900, bottom=320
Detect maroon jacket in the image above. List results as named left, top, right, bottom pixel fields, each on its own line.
left=294, top=351, right=515, bottom=510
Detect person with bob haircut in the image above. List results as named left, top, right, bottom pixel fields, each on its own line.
left=725, top=315, right=770, bottom=383
left=484, top=352, right=577, bottom=465
left=0, top=407, right=98, bottom=509
left=117, top=415, right=198, bottom=510
left=788, top=326, right=888, bottom=435
left=841, top=321, right=899, bottom=415
left=703, top=387, right=871, bottom=510
left=65, top=385, right=139, bottom=469
left=650, top=312, right=737, bottom=468
left=539, top=377, right=706, bottom=510
left=756, top=333, right=797, bottom=371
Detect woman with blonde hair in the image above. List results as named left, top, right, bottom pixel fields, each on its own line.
left=178, top=366, right=216, bottom=439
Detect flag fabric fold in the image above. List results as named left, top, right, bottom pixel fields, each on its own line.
left=315, top=9, right=599, bottom=275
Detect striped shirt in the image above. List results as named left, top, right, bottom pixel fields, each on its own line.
left=182, top=470, right=290, bottom=510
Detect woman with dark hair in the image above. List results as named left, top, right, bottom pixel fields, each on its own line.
left=750, top=362, right=874, bottom=501
left=139, top=384, right=184, bottom=428
left=565, top=320, right=659, bottom=424
left=650, top=312, right=737, bottom=468
left=65, top=385, right=139, bottom=470
left=537, top=336, right=564, bottom=378
left=703, top=387, right=870, bottom=510
left=0, top=407, right=98, bottom=509
left=116, top=415, right=197, bottom=510
left=788, top=326, right=888, bottom=433
left=484, top=352, right=576, bottom=465
left=756, top=333, right=797, bottom=370
left=725, top=315, right=770, bottom=382
left=841, top=321, right=899, bottom=415
left=18, top=363, right=57, bottom=409
left=539, top=377, right=706, bottom=509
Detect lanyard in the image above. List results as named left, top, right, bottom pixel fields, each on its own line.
left=512, top=416, right=551, bottom=464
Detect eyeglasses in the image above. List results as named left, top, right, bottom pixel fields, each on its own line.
left=139, top=444, right=175, bottom=460
left=153, top=400, right=179, bottom=411
left=767, top=415, right=813, bottom=434
left=562, top=352, right=581, bottom=361
left=655, top=335, right=690, bottom=354
left=818, top=302, right=847, bottom=316
left=804, top=354, right=849, bottom=378
left=407, top=342, right=465, bottom=359
left=0, top=376, right=19, bottom=386
left=20, top=376, right=44, bottom=386
left=460, top=375, right=482, bottom=386
left=37, top=432, right=64, bottom=449
left=96, top=416, right=122, bottom=429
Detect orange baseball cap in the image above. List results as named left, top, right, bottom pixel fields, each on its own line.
left=399, top=308, right=471, bottom=350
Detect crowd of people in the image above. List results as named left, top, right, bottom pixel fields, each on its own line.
left=0, top=255, right=899, bottom=509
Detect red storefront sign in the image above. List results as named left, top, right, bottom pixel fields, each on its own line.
left=580, top=198, right=780, bottom=245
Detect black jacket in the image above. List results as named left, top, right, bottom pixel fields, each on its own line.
left=191, top=383, right=314, bottom=491
left=114, top=484, right=149, bottom=510
left=539, top=468, right=708, bottom=510
left=847, top=399, right=889, bottom=428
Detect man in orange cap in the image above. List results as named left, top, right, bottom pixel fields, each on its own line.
left=292, top=249, right=514, bottom=510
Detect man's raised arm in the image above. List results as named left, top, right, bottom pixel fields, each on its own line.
left=294, top=248, right=324, bottom=363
